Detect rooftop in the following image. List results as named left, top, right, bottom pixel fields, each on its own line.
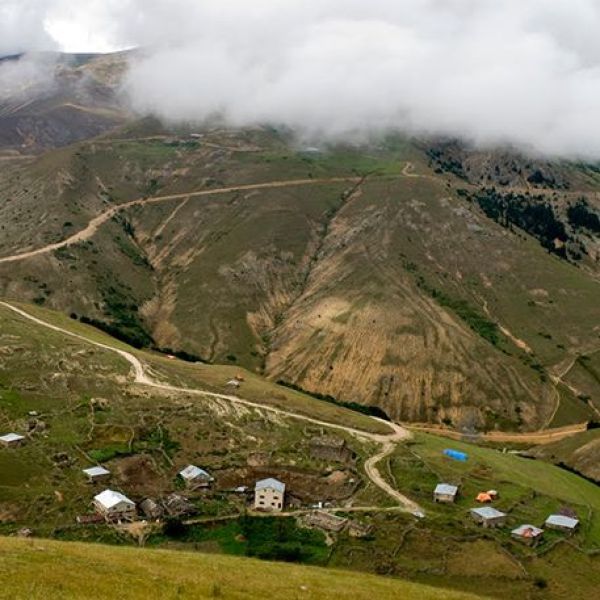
left=255, top=477, right=286, bottom=494
left=512, top=524, right=543, bottom=538
left=545, top=514, right=579, bottom=529
left=434, top=483, right=458, bottom=496
left=94, top=489, right=135, bottom=509
left=470, top=507, right=506, bottom=520
left=83, top=466, right=110, bottom=478
left=179, top=465, right=212, bottom=481
left=0, top=433, right=25, bottom=443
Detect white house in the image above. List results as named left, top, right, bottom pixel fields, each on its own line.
left=93, top=489, right=136, bottom=522
left=0, top=433, right=25, bottom=448
left=545, top=514, right=579, bottom=533
left=179, top=465, right=214, bottom=489
left=433, top=483, right=459, bottom=503
left=82, top=466, right=110, bottom=483
left=254, top=478, right=285, bottom=512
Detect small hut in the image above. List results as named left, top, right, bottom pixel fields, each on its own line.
left=470, top=507, right=507, bottom=528
left=545, top=514, right=579, bottom=533
left=0, top=433, right=25, bottom=448
left=434, top=483, right=459, bottom=503
left=82, top=466, right=110, bottom=483
left=512, top=524, right=544, bottom=545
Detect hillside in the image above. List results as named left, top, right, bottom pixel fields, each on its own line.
left=0, top=54, right=599, bottom=431
left=0, top=537, right=483, bottom=600
left=524, top=428, right=600, bottom=483
left=1, top=302, right=600, bottom=599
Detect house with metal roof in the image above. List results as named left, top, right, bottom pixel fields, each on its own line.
left=433, top=483, right=459, bottom=503
left=545, top=514, right=579, bottom=533
left=254, top=477, right=285, bottom=512
left=82, top=466, right=110, bottom=483
left=93, top=489, right=136, bottom=522
left=470, top=506, right=507, bottom=528
left=512, top=524, right=544, bottom=545
left=178, top=465, right=214, bottom=489
left=0, top=433, right=25, bottom=447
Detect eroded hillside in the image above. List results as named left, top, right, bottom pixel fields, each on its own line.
left=0, top=105, right=599, bottom=430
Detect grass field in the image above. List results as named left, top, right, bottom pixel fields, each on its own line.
left=0, top=536, right=485, bottom=600
left=388, top=432, right=600, bottom=551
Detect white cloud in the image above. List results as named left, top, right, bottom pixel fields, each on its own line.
left=4, top=1, right=600, bottom=158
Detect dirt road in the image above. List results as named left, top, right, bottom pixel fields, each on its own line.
left=0, top=301, right=418, bottom=512
left=409, top=422, right=588, bottom=445
left=0, top=177, right=360, bottom=265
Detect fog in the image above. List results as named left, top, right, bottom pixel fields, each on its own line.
left=4, top=1, right=600, bottom=158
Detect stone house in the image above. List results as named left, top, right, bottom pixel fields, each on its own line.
left=82, top=466, right=110, bottom=483
left=178, top=465, right=214, bottom=489
left=470, top=506, right=507, bottom=528
left=0, top=433, right=25, bottom=448
left=254, top=478, right=285, bottom=512
left=433, top=483, right=459, bottom=503
left=545, top=514, right=579, bottom=533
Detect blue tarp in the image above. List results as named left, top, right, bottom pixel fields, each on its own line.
left=443, top=448, right=468, bottom=461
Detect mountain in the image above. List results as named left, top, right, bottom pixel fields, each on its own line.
left=0, top=52, right=129, bottom=153
left=0, top=53, right=599, bottom=432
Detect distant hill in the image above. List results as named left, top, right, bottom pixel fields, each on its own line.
left=0, top=52, right=129, bottom=152
left=0, top=53, right=598, bottom=431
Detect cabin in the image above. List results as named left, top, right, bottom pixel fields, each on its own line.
left=476, top=492, right=493, bottom=503
left=82, top=466, right=110, bottom=483
left=309, top=435, right=354, bottom=463
left=93, top=489, right=136, bottom=522
left=140, top=498, right=164, bottom=520
left=226, top=379, right=241, bottom=388
left=545, top=514, right=579, bottom=533
left=0, top=433, right=25, bottom=448
left=178, top=465, right=214, bottom=489
left=512, top=524, right=544, bottom=545
left=433, top=483, right=459, bottom=503
left=470, top=507, right=507, bottom=528
left=254, top=477, right=285, bottom=512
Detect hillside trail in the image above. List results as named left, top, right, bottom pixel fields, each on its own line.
left=409, top=422, right=588, bottom=444
left=0, top=301, right=419, bottom=512
left=0, top=177, right=360, bottom=265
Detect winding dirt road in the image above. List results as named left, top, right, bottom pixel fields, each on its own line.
left=0, top=177, right=359, bottom=265
left=0, top=301, right=418, bottom=512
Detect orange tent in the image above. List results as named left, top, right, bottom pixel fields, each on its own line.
left=476, top=492, right=493, bottom=503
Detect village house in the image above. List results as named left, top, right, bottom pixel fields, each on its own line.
left=93, top=489, right=136, bottom=522
left=0, top=433, right=25, bottom=448
left=254, top=477, right=285, bottom=512
left=303, top=510, right=347, bottom=532
left=140, top=498, right=164, bottom=520
left=178, top=465, right=214, bottom=489
left=511, top=524, right=544, bottom=545
left=433, top=483, right=459, bottom=503
left=82, top=466, right=110, bottom=483
left=309, top=435, right=354, bottom=463
left=545, top=514, right=579, bottom=533
left=470, top=506, right=507, bottom=528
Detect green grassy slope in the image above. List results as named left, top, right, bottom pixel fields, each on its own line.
left=0, top=537, right=484, bottom=600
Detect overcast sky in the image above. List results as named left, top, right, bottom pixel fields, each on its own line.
left=2, top=1, right=600, bottom=158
